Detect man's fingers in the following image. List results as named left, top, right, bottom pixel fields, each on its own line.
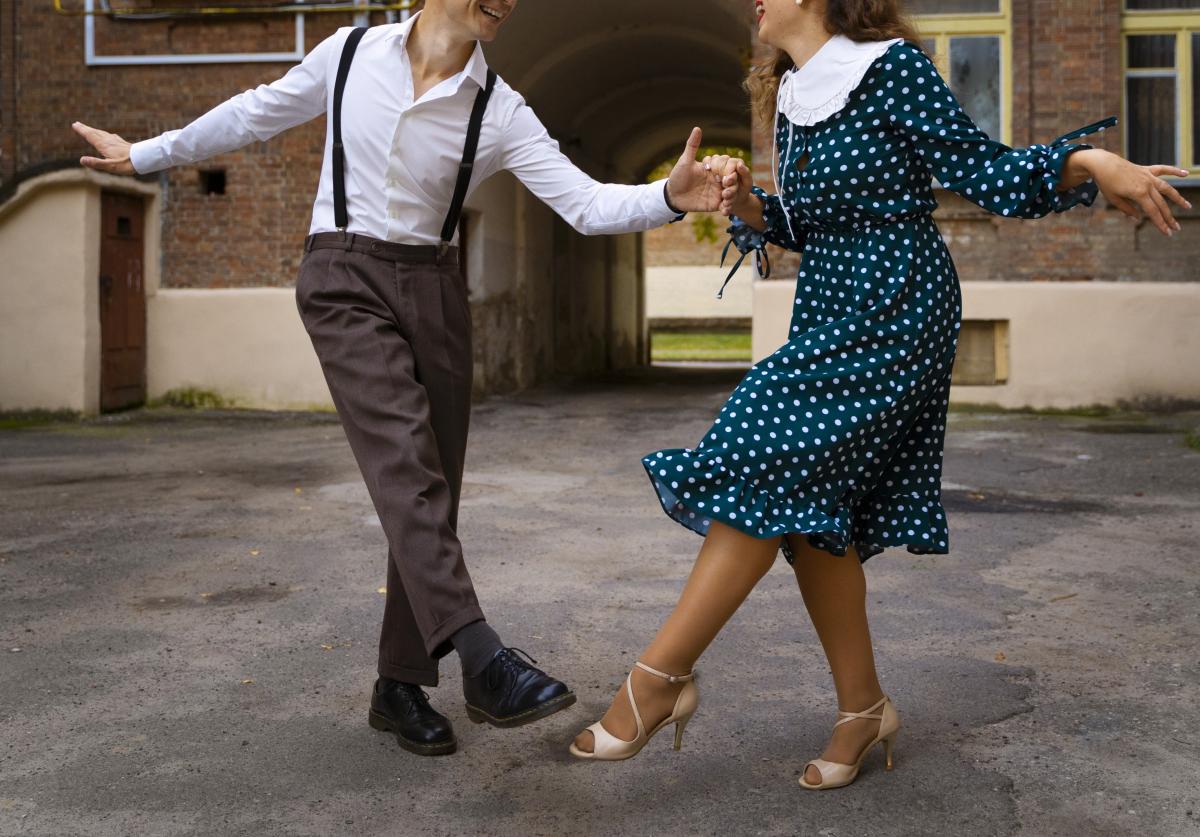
left=678, top=126, right=703, bottom=164
left=80, top=155, right=115, bottom=173
left=72, top=121, right=106, bottom=148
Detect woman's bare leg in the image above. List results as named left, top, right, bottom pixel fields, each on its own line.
left=573, top=521, right=780, bottom=753
left=786, top=536, right=886, bottom=784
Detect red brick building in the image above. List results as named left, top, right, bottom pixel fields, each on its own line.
left=1, top=0, right=1197, bottom=413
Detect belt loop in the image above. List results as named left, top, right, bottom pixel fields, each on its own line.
left=304, top=235, right=314, bottom=253
left=339, top=231, right=354, bottom=252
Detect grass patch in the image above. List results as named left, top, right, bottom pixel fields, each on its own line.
left=652, top=330, right=752, bottom=363
left=1185, top=431, right=1200, bottom=453
left=0, top=409, right=81, bottom=430
left=148, top=388, right=229, bottom=410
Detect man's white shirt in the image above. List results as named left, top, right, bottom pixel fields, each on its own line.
left=129, top=14, right=678, bottom=245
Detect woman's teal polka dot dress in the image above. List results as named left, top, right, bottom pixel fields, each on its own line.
left=644, top=41, right=1114, bottom=562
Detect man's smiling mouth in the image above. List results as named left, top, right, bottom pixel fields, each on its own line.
left=480, top=3, right=505, bottom=21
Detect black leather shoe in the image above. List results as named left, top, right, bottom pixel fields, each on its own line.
left=462, top=648, right=576, bottom=728
left=368, top=678, right=457, bottom=756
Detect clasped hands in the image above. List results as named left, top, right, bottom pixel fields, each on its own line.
left=664, top=127, right=756, bottom=219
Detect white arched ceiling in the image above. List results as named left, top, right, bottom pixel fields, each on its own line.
left=485, top=0, right=755, bottom=181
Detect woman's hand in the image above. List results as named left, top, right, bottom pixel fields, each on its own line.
left=73, top=122, right=136, bottom=176
left=718, top=159, right=754, bottom=218
left=1064, top=148, right=1191, bottom=236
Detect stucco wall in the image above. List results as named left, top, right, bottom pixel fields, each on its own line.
left=752, top=280, right=1200, bottom=410
left=146, top=288, right=329, bottom=410
left=0, top=184, right=93, bottom=412
left=645, top=265, right=754, bottom=322
left=0, top=170, right=160, bottom=414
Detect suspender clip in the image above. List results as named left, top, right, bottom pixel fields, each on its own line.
left=437, top=240, right=451, bottom=263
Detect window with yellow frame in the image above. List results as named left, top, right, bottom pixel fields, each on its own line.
left=1122, top=1, right=1200, bottom=175
left=910, top=0, right=1013, bottom=146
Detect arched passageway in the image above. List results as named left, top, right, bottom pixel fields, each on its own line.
left=461, top=0, right=754, bottom=392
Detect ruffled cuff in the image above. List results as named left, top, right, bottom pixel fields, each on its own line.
left=1045, top=143, right=1100, bottom=213
left=1043, top=116, right=1117, bottom=213
left=753, top=186, right=805, bottom=251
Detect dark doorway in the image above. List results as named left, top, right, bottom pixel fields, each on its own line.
left=99, top=191, right=146, bottom=412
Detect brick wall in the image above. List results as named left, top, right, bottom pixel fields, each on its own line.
left=1, top=4, right=371, bottom=288
left=643, top=214, right=728, bottom=267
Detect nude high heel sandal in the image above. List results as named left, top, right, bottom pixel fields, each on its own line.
left=798, top=696, right=900, bottom=790
left=568, top=662, right=698, bottom=761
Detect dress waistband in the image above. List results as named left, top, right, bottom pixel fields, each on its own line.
left=304, top=232, right=458, bottom=266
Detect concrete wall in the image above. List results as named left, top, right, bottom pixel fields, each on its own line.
left=146, top=288, right=330, bottom=410
left=645, top=265, right=754, bottom=322
left=752, top=280, right=1200, bottom=409
left=0, top=170, right=160, bottom=414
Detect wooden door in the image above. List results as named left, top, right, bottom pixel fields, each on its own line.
left=99, top=192, right=146, bottom=412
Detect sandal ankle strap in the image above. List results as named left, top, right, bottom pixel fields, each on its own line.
left=634, top=661, right=695, bottom=683
left=833, top=695, right=889, bottom=727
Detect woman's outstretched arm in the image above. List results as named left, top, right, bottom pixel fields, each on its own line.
left=886, top=42, right=1189, bottom=236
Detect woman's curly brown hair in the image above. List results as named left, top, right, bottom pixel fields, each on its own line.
left=746, top=0, right=925, bottom=126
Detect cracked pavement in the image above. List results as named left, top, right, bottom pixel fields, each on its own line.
left=1, top=369, right=1198, bottom=836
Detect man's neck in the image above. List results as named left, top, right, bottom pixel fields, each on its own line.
left=406, top=9, right=476, bottom=91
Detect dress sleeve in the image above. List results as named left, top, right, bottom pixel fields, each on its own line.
left=884, top=44, right=1115, bottom=218
left=751, top=186, right=808, bottom=252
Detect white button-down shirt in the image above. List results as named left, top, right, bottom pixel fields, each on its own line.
left=130, top=14, right=679, bottom=245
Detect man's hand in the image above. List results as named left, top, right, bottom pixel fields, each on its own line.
left=666, top=127, right=726, bottom=213
left=73, top=122, right=136, bottom=176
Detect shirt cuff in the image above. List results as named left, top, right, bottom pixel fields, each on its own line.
left=647, top=178, right=686, bottom=226
left=129, top=138, right=169, bottom=175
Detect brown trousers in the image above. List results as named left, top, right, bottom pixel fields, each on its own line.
left=296, top=232, right=483, bottom=687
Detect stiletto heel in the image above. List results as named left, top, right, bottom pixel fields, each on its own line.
left=882, top=733, right=896, bottom=771
left=798, top=696, right=901, bottom=791
left=673, top=716, right=689, bottom=751
left=568, top=662, right=699, bottom=761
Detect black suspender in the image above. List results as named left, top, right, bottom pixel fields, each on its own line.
left=331, top=26, right=498, bottom=253
left=332, top=26, right=367, bottom=233
left=440, top=69, right=497, bottom=250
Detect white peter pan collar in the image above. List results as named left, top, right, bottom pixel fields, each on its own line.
left=777, top=35, right=903, bottom=126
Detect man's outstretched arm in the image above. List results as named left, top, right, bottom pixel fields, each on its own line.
left=74, top=29, right=342, bottom=177
left=500, top=98, right=724, bottom=236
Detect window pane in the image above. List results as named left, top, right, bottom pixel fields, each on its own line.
left=950, top=36, right=1002, bottom=140
left=910, top=0, right=1001, bottom=12
left=1125, top=0, right=1200, bottom=9
left=1127, top=34, right=1175, bottom=68
left=1126, top=76, right=1177, bottom=165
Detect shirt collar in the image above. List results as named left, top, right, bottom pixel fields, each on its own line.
left=393, top=12, right=491, bottom=92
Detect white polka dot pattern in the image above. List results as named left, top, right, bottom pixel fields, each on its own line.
left=643, top=42, right=1114, bottom=564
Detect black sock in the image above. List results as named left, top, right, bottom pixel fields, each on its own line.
left=452, top=620, right=504, bottom=677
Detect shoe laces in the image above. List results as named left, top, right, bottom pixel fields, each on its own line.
left=488, top=647, right=540, bottom=690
